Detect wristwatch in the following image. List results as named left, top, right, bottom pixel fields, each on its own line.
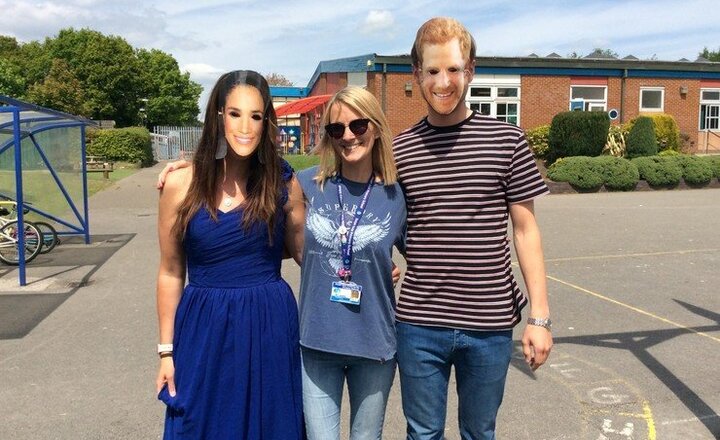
left=527, top=317, right=552, bottom=331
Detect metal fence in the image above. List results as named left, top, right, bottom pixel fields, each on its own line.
left=152, top=126, right=202, bottom=160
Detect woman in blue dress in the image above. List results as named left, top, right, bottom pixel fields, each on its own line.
left=155, top=70, right=305, bottom=439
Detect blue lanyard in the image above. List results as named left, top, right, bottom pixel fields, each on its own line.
left=336, top=173, right=374, bottom=281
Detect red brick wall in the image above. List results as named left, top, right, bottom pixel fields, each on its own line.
left=521, top=76, right=570, bottom=129
left=382, top=73, right=427, bottom=136
left=308, top=73, right=348, bottom=96
left=623, top=78, right=700, bottom=147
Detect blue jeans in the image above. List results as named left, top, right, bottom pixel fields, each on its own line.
left=396, top=322, right=513, bottom=440
left=301, top=347, right=397, bottom=440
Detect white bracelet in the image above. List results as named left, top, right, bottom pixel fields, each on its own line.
left=157, top=343, right=173, bottom=354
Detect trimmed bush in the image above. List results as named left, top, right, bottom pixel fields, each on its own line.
left=547, top=156, right=604, bottom=191
left=626, top=116, right=657, bottom=158
left=595, top=156, right=639, bottom=191
left=631, top=156, right=682, bottom=187
left=648, top=113, right=681, bottom=152
left=673, top=155, right=713, bottom=185
left=88, top=127, right=153, bottom=166
left=548, top=111, right=610, bottom=163
left=706, top=155, right=720, bottom=179
left=525, top=125, right=550, bottom=159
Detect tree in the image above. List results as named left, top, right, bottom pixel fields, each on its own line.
left=0, top=57, right=25, bottom=97
left=700, top=47, right=720, bottom=62
left=568, top=48, right=618, bottom=59
left=0, top=36, right=20, bottom=58
left=136, top=49, right=202, bottom=126
left=264, top=72, right=294, bottom=86
left=47, top=28, right=144, bottom=126
left=25, top=59, right=90, bottom=115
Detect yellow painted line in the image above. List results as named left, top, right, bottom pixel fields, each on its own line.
left=544, top=248, right=720, bottom=263
left=644, top=401, right=657, bottom=440
left=547, top=275, right=720, bottom=344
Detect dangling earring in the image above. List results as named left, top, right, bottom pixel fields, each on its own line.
left=215, top=111, right=227, bottom=159
left=215, top=137, right=227, bottom=159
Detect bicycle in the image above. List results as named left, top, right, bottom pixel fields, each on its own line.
left=0, top=196, right=59, bottom=255
left=0, top=200, right=45, bottom=265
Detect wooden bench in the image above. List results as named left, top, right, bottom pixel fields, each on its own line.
left=86, top=156, right=114, bottom=179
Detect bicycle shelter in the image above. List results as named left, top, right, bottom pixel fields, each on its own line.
left=0, top=95, right=96, bottom=285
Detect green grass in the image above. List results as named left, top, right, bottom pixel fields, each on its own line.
left=0, top=162, right=140, bottom=222
left=284, top=154, right=320, bottom=171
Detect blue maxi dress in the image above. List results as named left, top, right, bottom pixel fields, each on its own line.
left=159, top=163, right=304, bottom=439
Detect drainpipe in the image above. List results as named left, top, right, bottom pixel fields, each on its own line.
left=381, top=63, right=387, bottom=113
left=620, top=69, right=627, bottom=123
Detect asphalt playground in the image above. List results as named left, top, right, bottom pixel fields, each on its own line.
left=0, top=162, right=718, bottom=439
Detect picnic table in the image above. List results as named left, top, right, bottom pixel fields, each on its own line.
left=85, top=155, right=114, bottom=179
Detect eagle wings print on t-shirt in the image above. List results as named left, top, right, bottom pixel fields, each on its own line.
left=306, top=200, right=391, bottom=276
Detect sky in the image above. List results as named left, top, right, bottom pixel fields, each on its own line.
left=2, top=0, right=719, bottom=111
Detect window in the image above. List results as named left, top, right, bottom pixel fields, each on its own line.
left=469, top=102, right=491, bottom=116
left=701, top=90, right=720, bottom=101
left=496, top=103, right=518, bottom=125
left=640, top=88, right=664, bottom=112
left=570, top=86, right=607, bottom=111
left=466, top=77, right=520, bottom=125
left=700, top=88, right=720, bottom=130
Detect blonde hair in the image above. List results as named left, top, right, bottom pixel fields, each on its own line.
left=411, top=17, right=476, bottom=68
left=313, top=86, right=397, bottom=186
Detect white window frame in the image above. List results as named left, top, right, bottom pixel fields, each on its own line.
left=466, top=75, right=521, bottom=126
left=699, top=88, right=720, bottom=131
left=639, top=87, right=665, bottom=112
left=569, top=85, right=607, bottom=111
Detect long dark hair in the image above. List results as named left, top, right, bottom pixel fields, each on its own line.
left=172, top=70, right=282, bottom=242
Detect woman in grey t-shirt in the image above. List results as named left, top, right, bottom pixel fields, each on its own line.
left=297, top=86, right=406, bottom=440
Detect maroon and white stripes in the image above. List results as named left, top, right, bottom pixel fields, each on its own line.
left=393, top=113, right=549, bottom=330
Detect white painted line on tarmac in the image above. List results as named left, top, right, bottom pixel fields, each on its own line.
left=659, top=414, right=720, bottom=426
left=544, top=248, right=720, bottom=263
left=547, top=275, right=720, bottom=344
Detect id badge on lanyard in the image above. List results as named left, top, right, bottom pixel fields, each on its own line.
left=328, top=174, right=373, bottom=306
left=330, top=281, right=362, bottom=305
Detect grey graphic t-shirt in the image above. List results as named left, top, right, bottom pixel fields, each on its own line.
left=297, top=166, right=406, bottom=361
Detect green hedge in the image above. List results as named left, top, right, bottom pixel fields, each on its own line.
left=631, top=156, right=682, bottom=186
left=547, top=156, right=604, bottom=191
left=548, top=156, right=638, bottom=191
left=594, top=156, right=640, bottom=191
left=674, top=155, right=714, bottom=185
left=548, top=111, right=610, bottom=163
left=626, top=116, right=657, bottom=158
left=88, top=127, right=154, bottom=166
left=707, top=155, right=720, bottom=179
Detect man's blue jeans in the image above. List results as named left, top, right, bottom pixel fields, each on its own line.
left=396, top=322, right=513, bottom=440
left=301, top=347, right=396, bottom=440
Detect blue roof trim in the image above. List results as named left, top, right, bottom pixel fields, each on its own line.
left=626, top=70, right=720, bottom=79
left=374, top=64, right=413, bottom=73
left=270, top=86, right=309, bottom=98
left=307, top=54, right=376, bottom=90
left=475, top=67, right=625, bottom=76
left=0, top=94, right=96, bottom=126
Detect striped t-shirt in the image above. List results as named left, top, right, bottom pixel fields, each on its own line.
left=393, top=111, right=549, bottom=331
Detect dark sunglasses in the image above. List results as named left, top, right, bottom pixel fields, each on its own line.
left=324, top=119, right=371, bottom=139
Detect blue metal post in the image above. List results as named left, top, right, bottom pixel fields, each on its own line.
left=80, top=125, right=90, bottom=244
left=11, top=107, right=26, bottom=285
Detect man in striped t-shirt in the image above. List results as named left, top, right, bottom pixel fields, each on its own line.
left=393, top=17, right=553, bottom=440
